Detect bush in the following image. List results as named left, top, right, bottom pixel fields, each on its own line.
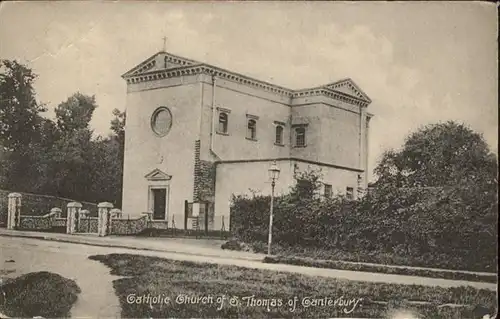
left=229, top=170, right=498, bottom=272
left=0, top=271, right=81, bottom=318
left=221, top=239, right=252, bottom=252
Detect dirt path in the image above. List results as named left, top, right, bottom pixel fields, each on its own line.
left=0, top=239, right=121, bottom=318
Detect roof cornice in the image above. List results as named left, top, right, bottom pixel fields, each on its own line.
left=123, top=60, right=371, bottom=107
left=121, top=51, right=198, bottom=77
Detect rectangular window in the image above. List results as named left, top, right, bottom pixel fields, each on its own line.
left=246, top=114, right=259, bottom=141
left=346, top=187, right=354, bottom=200
left=218, top=112, right=228, bottom=134
left=324, top=184, right=332, bottom=198
left=293, top=124, right=307, bottom=147
left=275, top=125, right=283, bottom=145
left=216, top=108, right=231, bottom=135
left=247, top=119, right=257, bottom=140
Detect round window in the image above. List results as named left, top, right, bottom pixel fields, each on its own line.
left=151, top=107, right=172, bottom=137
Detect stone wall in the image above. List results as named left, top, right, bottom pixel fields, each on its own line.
left=78, top=217, right=98, bottom=233
left=18, top=215, right=53, bottom=230
left=193, top=140, right=216, bottom=203
left=53, top=218, right=66, bottom=227
left=110, top=215, right=149, bottom=235
left=148, top=220, right=169, bottom=229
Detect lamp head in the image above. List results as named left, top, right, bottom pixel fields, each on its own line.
left=268, top=160, right=281, bottom=180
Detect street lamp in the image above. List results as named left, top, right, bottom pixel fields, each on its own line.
left=267, top=160, right=280, bottom=255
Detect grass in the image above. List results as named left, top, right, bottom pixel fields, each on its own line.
left=139, top=228, right=231, bottom=239
left=89, top=253, right=497, bottom=318
left=267, top=244, right=496, bottom=273
left=263, top=255, right=498, bottom=284
left=0, top=271, right=81, bottom=318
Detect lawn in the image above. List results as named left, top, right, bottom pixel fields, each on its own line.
left=0, top=271, right=81, bottom=318
left=89, top=253, right=497, bottom=318
left=262, top=255, right=498, bottom=284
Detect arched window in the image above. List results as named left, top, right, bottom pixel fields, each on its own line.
left=218, top=113, right=228, bottom=134
left=247, top=119, right=257, bottom=140
left=275, top=125, right=284, bottom=145
left=295, top=126, right=306, bottom=147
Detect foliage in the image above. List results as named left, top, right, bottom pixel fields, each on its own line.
left=0, top=60, right=46, bottom=151
left=55, top=92, right=97, bottom=134
left=262, top=255, right=497, bottom=283
left=230, top=122, right=498, bottom=271
left=374, top=121, right=497, bottom=189
left=0, top=60, right=125, bottom=206
left=0, top=60, right=48, bottom=193
left=0, top=271, right=80, bottom=318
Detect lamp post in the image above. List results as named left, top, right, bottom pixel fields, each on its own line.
left=267, top=160, right=280, bottom=255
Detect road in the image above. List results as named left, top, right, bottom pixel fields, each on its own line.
left=0, top=236, right=497, bottom=318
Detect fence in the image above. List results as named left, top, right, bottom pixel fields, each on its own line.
left=3, top=192, right=230, bottom=239
left=0, top=189, right=97, bottom=227
left=142, top=213, right=230, bottom=239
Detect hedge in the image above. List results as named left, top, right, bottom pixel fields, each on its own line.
left=230, top=185, right=497, bottom=272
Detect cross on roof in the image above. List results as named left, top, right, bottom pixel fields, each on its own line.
left=162, top=36, right=167, bottom=52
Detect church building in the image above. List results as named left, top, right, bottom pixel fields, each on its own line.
left=121, top=50, right=373, bottom=230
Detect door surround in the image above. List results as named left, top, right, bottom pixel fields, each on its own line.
left=145, top=168, right=172, bottom=221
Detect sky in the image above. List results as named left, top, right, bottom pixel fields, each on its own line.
left=0, top=1, right=497, bottom=180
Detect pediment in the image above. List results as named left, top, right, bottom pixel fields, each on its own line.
left=324, top=78, right=371, bottom=103
left=145, top=168, right=172, bottom=181
left=122, top=51, right=199, bottom=78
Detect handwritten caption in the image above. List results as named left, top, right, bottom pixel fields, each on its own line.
left=126, top=294, right=363, bottom=314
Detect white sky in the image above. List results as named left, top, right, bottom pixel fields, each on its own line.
left=0, top=1, right=497, bottom=180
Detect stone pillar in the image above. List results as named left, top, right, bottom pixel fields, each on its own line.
left=66, top=202, right=82, bottom=234
left=50, top=207, right=62, bottom=218
left=110, top=208, right=122, bottom=219
left=97, top=202, right=113, bottom=237
left=7, top=193, right=22, bottom=230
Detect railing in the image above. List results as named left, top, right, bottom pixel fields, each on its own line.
left=142, top=214, right=230, bottom=239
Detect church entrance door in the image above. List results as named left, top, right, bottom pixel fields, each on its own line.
left=152, top=188, right=167, bottom=220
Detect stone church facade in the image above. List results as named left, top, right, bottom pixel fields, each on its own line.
left=121, top=51, right=373, bottom=230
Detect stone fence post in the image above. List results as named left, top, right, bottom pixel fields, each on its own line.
left=66, top=202, right=82, bottom=234
left=7, top=193, right=22, bottom=230
left=50, top=207, right=62, bottom=218
left=110, top=208, right=122, bottom=219
left=98, top=202, right=113, bottom=237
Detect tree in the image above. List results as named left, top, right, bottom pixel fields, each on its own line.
left=54, top=93, right=97, bottom=134
left=110, top=108, right=125, bottom=141
left=0, top=60, right=48, bottom=191
left=0, top=60, right=46, bottom=151
left=374, top=121, right=498, bottom=189
left=110, top=108, right=126, bottom=165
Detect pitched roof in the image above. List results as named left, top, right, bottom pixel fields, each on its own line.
left=123, top=51, right=372, bottom=105
left=121, top=51, right=199, bottom=77
left=324, top=78, right=372, bottom=103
